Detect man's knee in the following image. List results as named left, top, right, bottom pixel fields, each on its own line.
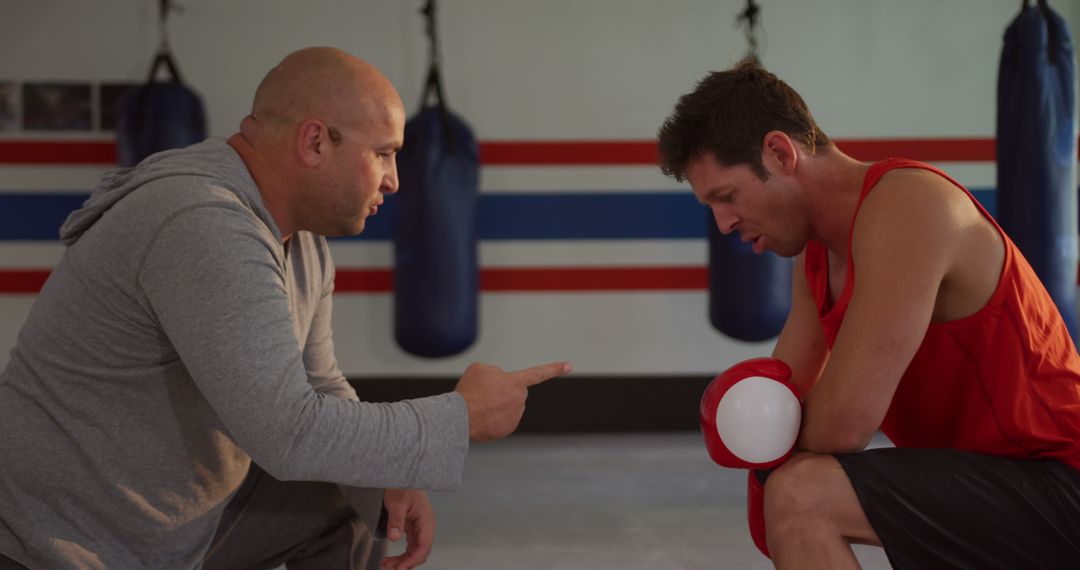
left=764, top=453, right=835, bottom=524
left=764, top=453, right=858, bottom=538
left=339, top=486, right=385, bottom=533
left=763, top=452, right=878, bottom=548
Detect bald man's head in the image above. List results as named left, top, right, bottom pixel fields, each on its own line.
left=249, top=47, right=403, bottom=137
left=228, top=47, right=405, bottom=240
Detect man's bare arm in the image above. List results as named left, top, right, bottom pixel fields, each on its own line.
left=799, top=173, right=959, bottom=452
left=771, top=252, right=830, bottom=398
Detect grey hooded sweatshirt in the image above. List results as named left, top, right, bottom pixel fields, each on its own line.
left=0, top=138, right=469, bottom=569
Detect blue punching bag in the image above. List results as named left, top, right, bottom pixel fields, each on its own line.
left=708, top=213, right=792, bottom=342
left=393, top=63, right=480, bottom=357
left=997, top=0, right=1079, bottom=342
left=116, top=50, right=206, bottom=167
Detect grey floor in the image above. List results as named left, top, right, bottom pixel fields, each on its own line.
left=383, top=433, right=893, bottom=570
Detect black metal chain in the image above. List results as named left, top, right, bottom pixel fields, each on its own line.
left=420, top=0, right=443, bottom=73
left=417, top=0, right=454, bottom=148
left=157, top=0, right=185, bottom=55
left=736, top=0, right=763, bottom=64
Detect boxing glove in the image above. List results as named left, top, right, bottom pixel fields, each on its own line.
left=700, top=357, right=801, bottom=469
left=748, top=469, right=770, bottom=558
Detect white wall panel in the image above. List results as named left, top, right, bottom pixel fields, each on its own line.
left=1, top=0, right=1076, bottom=376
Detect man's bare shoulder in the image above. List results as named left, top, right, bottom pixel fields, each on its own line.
left=853, top=166, right=1003, bottom=321
left=849, top=167, right=965, bottom=281
left=858, top=167, right=980, bottom=233
left=874, top=166, right=965, bottom=200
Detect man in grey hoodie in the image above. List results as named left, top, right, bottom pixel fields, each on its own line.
left=0, top=47, right=570, bottom=570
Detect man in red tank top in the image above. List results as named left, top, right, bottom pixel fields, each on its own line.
left=657, top=60, right=1080, bottom=569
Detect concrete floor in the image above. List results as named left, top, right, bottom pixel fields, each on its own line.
left=385, top=433, right=893, bottom=570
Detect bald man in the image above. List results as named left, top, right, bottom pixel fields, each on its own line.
left=0, top=47, right=569, bottom=570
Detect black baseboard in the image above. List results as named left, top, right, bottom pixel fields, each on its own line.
left=349, top=376, right=713, bottom=432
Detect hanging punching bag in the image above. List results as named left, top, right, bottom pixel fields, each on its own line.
left=116, top=50, right=207, bottom=167
left=708, top=214, right=792, bottom=342
left=707, top=3, right=791, bottom=343
left=393, top=64, right=480, bottom=357
left=997, top=0, right=1079, bottom=343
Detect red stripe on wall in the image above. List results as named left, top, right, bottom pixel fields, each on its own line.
left=0, top=270, right=51, bottom=293
left=343, top=264, right=1080, bottom=291
left=333, top=269, right=394, bottom=292
left=336, top=267, right=708, bottom=292
left=477, top=138, right=1002, bottom=165
left=834, top=138, right=996, bottom=162
left=0, top=267, right=708, bottom=294
left=5, top=265, right=1080, bottom=294
left=480, top=266, right=706, bottom=291
left=479, top=141, right=660, bottom=165
left=5, top=137, right=1066, bottom=166
left=0, top=140, right=117, bottom=164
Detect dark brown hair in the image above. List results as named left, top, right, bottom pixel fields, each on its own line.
left=657, top=60, right=830, bottom=181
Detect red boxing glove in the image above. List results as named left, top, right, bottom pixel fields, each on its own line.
left=700, top=357, right=801, bottom=470
left=747, top=469, right=770, bottom=558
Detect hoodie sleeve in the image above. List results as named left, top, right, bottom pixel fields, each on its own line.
left=302, top=255, right=359, bottom=400
left=136, top=204, right=469, bottom=490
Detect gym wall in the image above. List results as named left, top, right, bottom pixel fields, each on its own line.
left=2, top=1, right=1078, bottom=429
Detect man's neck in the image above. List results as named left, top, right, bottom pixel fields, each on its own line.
left=801, top=148, right=870, bottom=256
left=226, top=133, right=295, bottom=242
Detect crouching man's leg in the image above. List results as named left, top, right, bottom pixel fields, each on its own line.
left=203, top=463, right=387, bottom=570
left=766, top=448, right=1080, bottom=570
left=764, top=452, right=879, bottom=570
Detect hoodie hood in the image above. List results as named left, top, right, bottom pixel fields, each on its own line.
left=59, top=138, right=276, bottom=245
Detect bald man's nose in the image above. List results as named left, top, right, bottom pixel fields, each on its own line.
left=383, top=162, right=399, bottom=194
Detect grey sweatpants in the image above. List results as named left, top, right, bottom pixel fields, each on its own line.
left=0, top=464, right=387, bottom=570
left=203, top=463, right=389, bottom=570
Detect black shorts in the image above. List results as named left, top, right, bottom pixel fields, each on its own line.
left=835, top=447, right=1080, bottom=570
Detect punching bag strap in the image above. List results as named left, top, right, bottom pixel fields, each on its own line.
left=419, top=0, right=455, bottom=151
left=131, top=0, right=186, bottom=135
left=1022, top=0, right=1060, bottom=56
left=420, top=63, right=449, bottom=114
left=146, top=51, right=183, bottom=85
left=147, top=0, right=186, bottom=84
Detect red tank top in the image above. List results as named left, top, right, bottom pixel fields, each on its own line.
left=805, top=158, right=1080, bottom=470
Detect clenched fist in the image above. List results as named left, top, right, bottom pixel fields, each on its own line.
left=454, top=361, right=572, bottom=441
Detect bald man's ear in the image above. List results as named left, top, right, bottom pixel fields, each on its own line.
left=296, top=119, right=328, bottom=167
left=239, top=115, right=258, bottom=141
left=761, top=130, right=798, bottom=176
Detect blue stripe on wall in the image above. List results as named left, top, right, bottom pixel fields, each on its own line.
left=0, top=189, right=1004, bottom=241
left=0, top=193, right=90, bottom=241
left=350, top=193, right=709, bottom=240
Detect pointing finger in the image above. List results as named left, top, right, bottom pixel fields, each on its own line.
left=513, top=362, right=573, bottom=387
